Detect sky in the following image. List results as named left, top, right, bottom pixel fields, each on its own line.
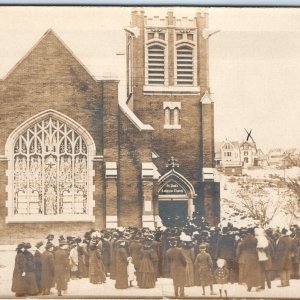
left=0, top=7, right=299, bottom=152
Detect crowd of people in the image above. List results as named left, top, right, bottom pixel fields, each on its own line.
left=11, top=215, right=300, bottom=298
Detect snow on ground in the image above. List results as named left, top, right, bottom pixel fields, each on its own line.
left=1, top=249, right=300, bottom=298
left=219, top=167, right=300, bottom=229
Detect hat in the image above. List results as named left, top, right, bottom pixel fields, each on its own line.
left=46, top=234, right=54, bottom=240
left=16, top=242, right=25, bottom=251
left=58, top=235, right=65, bottom=241
left=281, top=228, right=288, bottom=235
left=35, top=241, right=43, bottom=249
left=199, top=244, right=207, bottom=251
left=75, top=237, right=82, bottom=243
left=24, top=243, right=32, bottom=249
left=59, top=240, right=69, bottom=247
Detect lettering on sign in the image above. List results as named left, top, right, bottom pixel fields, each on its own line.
left=159, top=180, right=186, bottom=195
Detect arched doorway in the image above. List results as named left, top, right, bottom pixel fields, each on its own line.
left=158, top=168, right=196, bottom=227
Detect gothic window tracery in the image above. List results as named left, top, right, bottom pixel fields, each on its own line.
left=13, top=117, right=89, bottom=216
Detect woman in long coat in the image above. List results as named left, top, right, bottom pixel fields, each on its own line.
left=181, top=240, right=195, bottom=287
left=115, top=241, right=129, bottom=289
left=88, top=240, right=106, bottom=284
left=11, top=243, right=27, bottom=297
left=23, top=243, right=39, bottom=296
left=239, top=229, right=262, bottom=291
left=40, top=243, right=55, bottom=295
left=137, top=241, right=157, bottom=288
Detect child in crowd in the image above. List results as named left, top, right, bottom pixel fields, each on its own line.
left=214, top=258, right=229, bottom=298
left=127, top=257, right=136, bottom=287
left=195, top=244, right=216, bottom=296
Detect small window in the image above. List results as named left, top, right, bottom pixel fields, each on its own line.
left=159, top=33, right=165, bottom=40
left=148, top=33, right=155, bottom=40
left=176, top=33, right=183, bottom=40
left=163, top=103, right=181, bottom=129
left=187, top=34, right=194, bottom=41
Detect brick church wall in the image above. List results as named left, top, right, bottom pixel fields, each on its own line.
left=0, top=30, right=112, bottom=243
left=118, top=110, right=153, bottom=227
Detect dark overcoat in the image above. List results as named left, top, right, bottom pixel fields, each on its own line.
left=195, top=251, right=214, bottom=286
left=239, top=235, right=262, bottom=288
left=217, top=235, right=236, bottom=261
left=11, top=251, right=27, bottom=294
left=273, top=235, right=293, bottom=271
left=129, top=240, right=143, bottom=271
left=166, top=247, right=186, bottom=287
left=24, top=250, right=39, bottom=295
left=34, top=250, right=43, bottom=291
left=54, top=248, right=69, bottom=291
left=138, top=248, right=157, bottom=288
left=40, top=250, right=55, bottom=290
left=115, top=245, right=129, bottom=289
left=88, top=244, right=106, bottom=284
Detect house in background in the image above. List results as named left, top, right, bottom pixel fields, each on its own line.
left=240, top=140, right=257, bottom=168
left=218, top=139, right=243, bottom=175
left=268, top=148, right=285, bottom=167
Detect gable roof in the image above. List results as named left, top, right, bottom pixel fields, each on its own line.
left=2, top=29, right=96, bottom=82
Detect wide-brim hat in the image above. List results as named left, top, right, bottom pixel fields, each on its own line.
left=16, top=242, right=26, bottom=251
left=46, top=234, right=54, bottom=240
left=24, top=242, right=32, bottom=249
left=35, top=241, right=43, bottom=249
left=59, top=240, right=69, bottom=247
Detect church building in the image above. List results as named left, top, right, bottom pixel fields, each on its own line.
left=0, top=9, right=220, bottom=244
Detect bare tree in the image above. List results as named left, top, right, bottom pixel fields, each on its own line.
left=234, top=183, right=281, bottom=228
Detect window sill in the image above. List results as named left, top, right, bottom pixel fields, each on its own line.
left=6, top=214, right=95, bottom=223
left=144, top=85, right=200, bottom=95
left=164, top=124, right=182, bottom=130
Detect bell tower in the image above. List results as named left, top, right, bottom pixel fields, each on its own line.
left=125, top=8, right=220, bottom=225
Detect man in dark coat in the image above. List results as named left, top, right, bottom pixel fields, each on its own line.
left=217, top=228, right=237, bottom=283
left=34, top=241, right=44, bottom=293
left=23, top=243, right=39, bottom=296
left=115, top=240, right=129, bottom=289
left=166, top=237, right=186, bottom=297
left=101, top=234, right=111, bottom=276
left=41, top=242, right=55, bottom=295
left=273, top=228, right=293, bottom=287
left=54, top=241, right=70, bottom=296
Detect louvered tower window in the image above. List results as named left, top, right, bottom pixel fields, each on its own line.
left=176, top=45, right=193, bottom=85
left=147, top=44, right=165, bottom=85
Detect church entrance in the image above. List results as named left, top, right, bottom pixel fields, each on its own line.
left=158, top=200, right=188, bottom=227
left=157, top=161, right=196, bottom=228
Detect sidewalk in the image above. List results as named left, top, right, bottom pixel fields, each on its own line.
left=1, top=250, right=299, bottom=298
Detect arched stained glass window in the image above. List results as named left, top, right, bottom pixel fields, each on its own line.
left=13, top=116, right=89, bottom=216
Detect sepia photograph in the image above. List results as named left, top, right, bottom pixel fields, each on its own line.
left=0, top=5, right=299, bottom=299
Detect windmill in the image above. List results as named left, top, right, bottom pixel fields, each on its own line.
left=244, top=128, right=257, bottom=150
